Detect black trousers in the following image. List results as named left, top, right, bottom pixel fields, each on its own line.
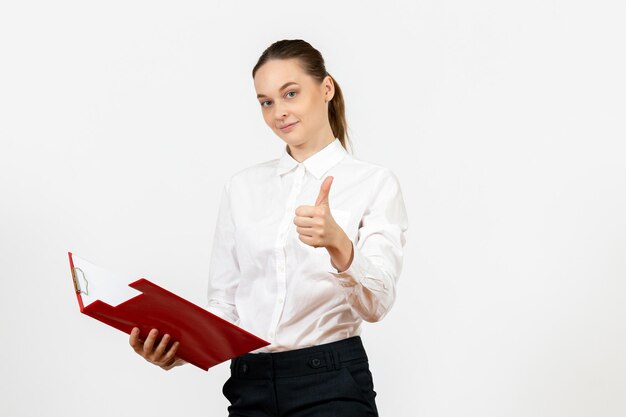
left=222, top=335, right=380, bottom=417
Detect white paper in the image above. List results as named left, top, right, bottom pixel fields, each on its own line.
left=71, top=253, right=142, bottom=307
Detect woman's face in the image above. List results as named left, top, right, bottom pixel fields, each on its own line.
left=254, top=58, right=334, bottom=150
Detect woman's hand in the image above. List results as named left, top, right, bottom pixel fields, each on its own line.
left=129, top=327, right=187, bottom=371
left=294, top=176, right=354, bottom=271
left=294, top=176, right=344, bottom=248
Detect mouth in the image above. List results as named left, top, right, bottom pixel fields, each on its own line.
left=279, top=121, right=298, bottom=131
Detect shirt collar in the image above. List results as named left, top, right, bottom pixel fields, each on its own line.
left=275, top=138, right=347, bottom=179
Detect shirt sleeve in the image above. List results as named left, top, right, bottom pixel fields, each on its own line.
left=328, top=168, right=409, bottom=323
left=205, top=177, right=241, bottom=325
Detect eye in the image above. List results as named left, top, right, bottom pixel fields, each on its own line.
left=260, top=91, right=296, bottom=108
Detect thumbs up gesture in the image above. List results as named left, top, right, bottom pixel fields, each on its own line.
left=294, top=176, right=345, bottom=250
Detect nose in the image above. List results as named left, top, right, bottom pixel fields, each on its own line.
left=272, top=102, right=288, bottom=120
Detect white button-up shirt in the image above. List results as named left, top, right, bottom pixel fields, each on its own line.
left=206, top=138, right=409, bottom=353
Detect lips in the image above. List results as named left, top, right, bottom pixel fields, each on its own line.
left=280, top=121, right=298, bottom=130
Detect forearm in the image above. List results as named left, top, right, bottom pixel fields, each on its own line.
left=329, top=242, right=397, bottom=322
left=325, top=216, right=403, bottom=322
left=327, top=231, right=354, bottom=272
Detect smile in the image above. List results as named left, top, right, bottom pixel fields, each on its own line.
left=280, top=122, right=298, bottom=132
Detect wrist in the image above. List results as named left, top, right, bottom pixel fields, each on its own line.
left=327, top=233, right=353, bottom=272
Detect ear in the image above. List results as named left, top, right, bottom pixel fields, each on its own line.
left=323, top=74, right=335, bottom=102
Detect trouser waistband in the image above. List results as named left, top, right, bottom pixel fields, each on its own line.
left=230, top=335, right=368, bottom=379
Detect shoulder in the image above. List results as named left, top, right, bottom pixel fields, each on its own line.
left=340, top=153, right=402, bottom=186
left=223, top=157, right=280, bottom=192
left=343, top=155, right=408, bottom=226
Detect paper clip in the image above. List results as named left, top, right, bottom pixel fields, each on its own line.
left=72, top=267, right=89, bottom=295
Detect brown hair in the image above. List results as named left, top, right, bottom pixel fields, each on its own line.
left=252, top=39, right=352, bottom=153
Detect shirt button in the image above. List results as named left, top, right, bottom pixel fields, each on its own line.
left=277, top=265, right=284, bottom=272
left=278, top=297, right=284, bottom=304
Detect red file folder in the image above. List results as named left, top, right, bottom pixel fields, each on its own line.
left=68, top=251, right=269, bottom=371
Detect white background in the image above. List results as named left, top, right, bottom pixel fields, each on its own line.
left=1, top=1, right=625, bottom=416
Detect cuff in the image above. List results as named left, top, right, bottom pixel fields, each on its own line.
left=328, top=242, right=372, bottom=288
left=207, top=300, right=240, bottom=326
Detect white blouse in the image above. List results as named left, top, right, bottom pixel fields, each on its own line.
left=206, top=138, right=409, bottom=353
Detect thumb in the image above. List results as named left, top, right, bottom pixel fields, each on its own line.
left=315, top=176, right=333, bottom=207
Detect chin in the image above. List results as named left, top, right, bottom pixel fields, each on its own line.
left=277, top=132, right=301, bottom=145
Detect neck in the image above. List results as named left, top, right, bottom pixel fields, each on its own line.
left=288, top=128, right=336, bottom=162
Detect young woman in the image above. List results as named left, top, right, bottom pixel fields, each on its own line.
left=129, top=39, right=408, bottom=416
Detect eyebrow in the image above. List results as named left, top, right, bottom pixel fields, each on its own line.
left=257, top=82, right=299, bottom=99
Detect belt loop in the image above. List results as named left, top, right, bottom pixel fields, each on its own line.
left=332, top=349, right=341, bottom=370
left=323, top=350, right=336, bottom=370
